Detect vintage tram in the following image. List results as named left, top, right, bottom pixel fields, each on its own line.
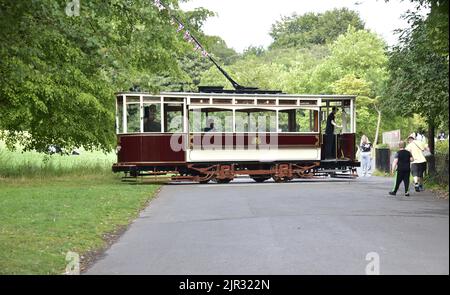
left=112, top=89, right=360, bottom=183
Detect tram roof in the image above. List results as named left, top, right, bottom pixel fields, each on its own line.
left=116, top=91, right=356, bottom=101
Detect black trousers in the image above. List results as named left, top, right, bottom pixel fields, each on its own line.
left=392, top=170, right=410, bottom=193
left=324, top=134, right=336, bottom=159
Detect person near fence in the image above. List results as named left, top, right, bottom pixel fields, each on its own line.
left=406, top=134, right=430, bottom=192
left=389, top=141, right=413, bottom=197
left=359, top=135, right=372, bottom=176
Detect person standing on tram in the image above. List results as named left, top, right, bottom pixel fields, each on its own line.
left=324, top=107, right=342, bottom=159
left=144, top=105, right=161, bottom=132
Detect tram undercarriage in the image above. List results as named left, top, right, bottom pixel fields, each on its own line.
left=112, top=160, right=359, bottom=183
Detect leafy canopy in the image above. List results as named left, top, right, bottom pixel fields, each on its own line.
left=0, top=0, right=212, bottom=152
left=270, top=8, right=365, bottom=49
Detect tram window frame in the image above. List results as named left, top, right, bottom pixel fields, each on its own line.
left=125, top=96, right=141, bottom=134
left=278, top=108, right=319, bottom=133
left=116, top=96, right=123, bottom=134
left=320, top=99, right=354, bottom=134
left=189, top=108, right=233, bottom=133
left=235, top=108, right=277, bottom=133
left=164, top=103, right=184, bottom=133
left=143, top=103, right=162, bottom=133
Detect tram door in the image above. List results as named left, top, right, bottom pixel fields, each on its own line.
left=320, top=99, right=354, bottom=160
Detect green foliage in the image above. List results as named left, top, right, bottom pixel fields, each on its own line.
left=0, top=0, right=214, bottom=152
left=205, top=36, right=240, bottom=65
left=426, top=0, right=449, bottom=57
left=200, top=46, right=330, bottom=92
left=331, top=74, right=371, bottom=96
left=270, top=8, right=365, bottom=49
left=242, top=46, right=266, bottom=58
left=313, top=26, right=388, bottom=95
left=385, top=17, right=449, bottom=127
left=435, top=139, right=449, bottom=155
left=376, top=143, right=390, bottom=149
left=0, top=141, right=114, bottom=178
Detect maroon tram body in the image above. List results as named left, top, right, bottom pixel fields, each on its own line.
left=112, top=91, right=359, bottom=183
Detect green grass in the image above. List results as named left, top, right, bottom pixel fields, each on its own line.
left=0, top=143, right=161, bottom=274
left=0, top=141, right=115, bottom=178
left=424, top=176, right=449, bottom=199
left=0, top=174, right=159, bottom=274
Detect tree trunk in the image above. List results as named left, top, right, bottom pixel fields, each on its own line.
left=428, top=121, right=436, bottom=175
left=373, top=109, right=382, bottom=147
left=372, top=107, right=382, bottom=159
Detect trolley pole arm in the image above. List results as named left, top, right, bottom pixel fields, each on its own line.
left=155, top=0, right=253, bottom=91
left=207, top=54, right=243, bottom=90
left=188, top=33, right=244, bottom=90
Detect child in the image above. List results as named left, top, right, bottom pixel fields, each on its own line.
left=389, top=141, right=413, bottom=197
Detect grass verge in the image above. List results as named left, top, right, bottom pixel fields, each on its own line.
left=424, top=177, right=449, bottom=199
left=0, top=173, right=160, bottom=274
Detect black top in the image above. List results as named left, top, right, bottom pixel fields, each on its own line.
left=144, top=120, right=161, bottom=132
left=360, top=142, right=372, bottom=152
left=325, top=112, right=335, bottom=135
left=395, top=149, right=412, bottom=171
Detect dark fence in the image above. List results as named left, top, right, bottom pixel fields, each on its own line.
left=375, top=148, right=391, bottom=173
left=432, top=153, right=449, bottom=185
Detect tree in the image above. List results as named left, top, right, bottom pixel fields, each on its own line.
left=385, top=18, right=448, bottom=173
left=386, top=0, right=448, bottom=57
left=331, top=74, right=382, bottom=146
left=269, top=8, right=365, bottom=49
left=0, top=0, right=211, bottom=152
left=242, top=46, right=266, bottom=58
left=425, top=0, right=449, bottom=57
left=306, top=27, right=389, bottom=145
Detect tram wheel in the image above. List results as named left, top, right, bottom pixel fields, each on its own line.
left=252, top=176, right=270, bottom=183
left=272, top=176, right=292, bottom=183
left=216, top=178, right=232, bottom=184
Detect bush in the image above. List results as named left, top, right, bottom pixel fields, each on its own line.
left=376, top=143, right=390, bottom=149
left=435, top=139, right=449, bottom=155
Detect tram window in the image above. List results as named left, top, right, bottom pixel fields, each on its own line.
left=164, top=103, right=183, bottom=133
left=339, top=106, right=351, bottom=133
left=126, top=103, right=140, bottom=133
left=143, top=103, right=161, bottom=132
left=235, top=109, right=276, bottom=132
left=189, top=109, right=233, bottom=132
left=297, top=109, right=318, bottom=132
left=117, top=96, right=123, bottom=133
left=320, top=102, right=344, bottom=133
left=279, top=109, right=318, bottom=132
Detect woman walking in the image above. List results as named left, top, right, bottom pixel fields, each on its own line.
left=360, top=135, right=372, bottom=176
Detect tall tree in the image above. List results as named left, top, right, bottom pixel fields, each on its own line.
left=269, top=8, right=365, bottom=49
left=0, top=0, right=210, bottom=152
left=385, top=17, right=448, bottom=173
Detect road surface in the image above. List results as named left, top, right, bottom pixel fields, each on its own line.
left=87, top=176, right=449, bottom=275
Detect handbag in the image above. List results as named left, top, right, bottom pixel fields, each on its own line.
left=414, top=141, right=431, bottom=158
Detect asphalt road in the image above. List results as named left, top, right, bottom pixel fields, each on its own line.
left=87, top=176, right=449, bottom=275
